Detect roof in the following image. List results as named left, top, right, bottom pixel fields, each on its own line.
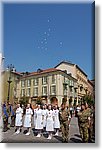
left=55, top=61, right=74, bottom=68
left=88, top=79, right=95, bottom=86
left=55, top=61, right=87, bottom=77
left=12, top=71, right=22, bottom=76
left=21, top=67, right=77, bottom=81
left=21, top=68, right=61, bottom=78
left=76, top=65, right=87, bottom=77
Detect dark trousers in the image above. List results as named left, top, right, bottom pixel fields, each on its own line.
left=11, top=115, right=15, bottom=127
left=3, top=117, right=8, bottom=132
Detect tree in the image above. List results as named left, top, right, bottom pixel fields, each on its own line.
left=36, top=96, right=42, bottom=105
left=83, top=94, right=94, bottom=106
left=19, top=96, right=29, bottom=106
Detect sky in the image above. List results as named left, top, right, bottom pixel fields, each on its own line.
left=3, top=2, right=94, bottom=79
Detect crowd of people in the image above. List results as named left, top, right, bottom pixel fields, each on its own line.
left=1, top=101, right=95, bottom=143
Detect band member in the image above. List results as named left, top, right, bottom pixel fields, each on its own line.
left=24, top=103, right=33, bottom=135
left=35, top=105, right=43, bottom=137
left=46, top=105, right=54, bottom=139
left=15, top=103, right=23, bottom=134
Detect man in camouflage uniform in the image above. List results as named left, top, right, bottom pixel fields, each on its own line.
left=59, top=103, right=71, bottom=143
left=77, top=103, right=90, bottom=143
left=10, top=103, right=16, bottom=127
left=85, top=102, right=95, bottom=142
left=2, top=103, right=10, bottom=132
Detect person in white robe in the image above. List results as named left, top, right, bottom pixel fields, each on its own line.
left=15, top=103, right=23, bottom=134
left=42, top=104, right=47, bottom=129
left=33, top=105, right=38, bottom=128
left=46, top=105, right=54, bottom=139
left=35, top=105, right=43, bottom=137
left=24, top=104, right=33, bottom=135
left=53, top=105, right=60, bottom=136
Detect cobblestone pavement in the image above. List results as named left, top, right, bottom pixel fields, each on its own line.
left=1, top=117, right=82, bottom=143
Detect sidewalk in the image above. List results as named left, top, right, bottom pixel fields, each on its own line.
left=1, top=117, right=82, bottom=143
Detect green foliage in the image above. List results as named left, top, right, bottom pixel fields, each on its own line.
left=83, top=94, right=94, bottom=106
left=19, top=96, right=29, bottom=105
left=36, top=97, right=42, bottom=105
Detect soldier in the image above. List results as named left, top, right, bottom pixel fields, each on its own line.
left=2, top=103, right=9, bottom=132
left=10, top=103, right=16, bottom=127
left=77, top=103, right=90, bottom=143
left=59, top=103, right=71, bottom=143
left=85, top=103, right=95, bottom=142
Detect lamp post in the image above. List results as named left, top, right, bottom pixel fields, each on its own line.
left=7, top=64, right=15, bottom=103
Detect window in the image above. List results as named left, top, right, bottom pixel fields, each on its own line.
left=33, top=87, right=38, bottom=96
left=42, top=86, right=47, bottom=95
left=21, top=89, right=25, bottom=97
left=27, top=79, right=31, bottom=87
left=27, top=88, right=31, bottom=96
left=69, top=80, right=74, bottom=86
left=63, top=84, right=67, bottom=95
left=51, top=85, right=56, bottom=95
left=52, top=75, right=55, bottom=84
left=70, top=87, right=73, bottom=92
left=42, top=76, right=47, bottom=84
left=74, top=88, right=77, bottom=93
left=21, top=80, right=25, bottom=87
left=80, top=87, right=83, bottom=92
left=33, top=78, right=39, bottom=86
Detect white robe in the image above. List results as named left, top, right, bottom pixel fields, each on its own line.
left=53, top=109, right=60, bottom=129
left=42, top=109, right=47, bottom=127
left=15, top=107, right=23, bottom=127
left=46, top=110, right=54, bottom=131
left=24, top=108, right=33, bottom=128
left=33, top=108, right=38, bottom=127
left=35, top=109, right=43, bottom=130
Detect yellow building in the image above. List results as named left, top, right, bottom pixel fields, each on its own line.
left=2, top=61, right=94, bottom=106
left=16, top=68, right=78, bottom=107
left=55, top=61, right=92, bottom=103
left=2, top=70, right=22, bottom=104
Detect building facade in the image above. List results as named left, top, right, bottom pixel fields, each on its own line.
left=16, top=68, right=78, bottom=107
left=2, top=61, right=94, bottom=106
left=2, top=70, right=22, bottom=104
left=55, top=61, right=92, bottom=103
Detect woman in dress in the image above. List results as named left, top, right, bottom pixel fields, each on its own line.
left=33, top=104, right=38, bottom=128
left=42, top=104, right=47, bottom=130
left=15, top=103, right=23, bottom=134
left=46, top=104, right=54, bottom=139
left=24, top=103, right=33, bottom=135
left=53, top=105, right=60, bottom=136
left=35, top=105, right=43, bottom=137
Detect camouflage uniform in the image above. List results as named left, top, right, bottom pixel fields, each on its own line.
left=59, top=108, right=70, bottom=142
left=2, top=104, right=10, bottom=132
left=78, top=109, right=90, bottom=143
left=86, top=107, right=95, bottom=142
left=10, top=104, right=16, bottom=127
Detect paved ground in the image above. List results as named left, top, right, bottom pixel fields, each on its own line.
left=1, top=117, right=82, bottom=143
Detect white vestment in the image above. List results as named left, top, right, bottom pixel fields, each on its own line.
left=24, top=108, right=33, bottom=127
left=46, top=110, right=54, bottom=131
left=15, top=107, right=23, bottom=127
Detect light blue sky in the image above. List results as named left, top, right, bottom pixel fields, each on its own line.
left=3, top=2, right=94, bottom=79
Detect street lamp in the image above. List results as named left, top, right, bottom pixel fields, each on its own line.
left=7, top=64, right=15, bottom=103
